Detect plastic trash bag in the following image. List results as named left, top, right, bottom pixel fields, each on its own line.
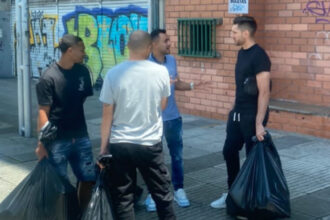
left=82, top=156, right=114, bottom=220
left=0, top=159, right=79, bottom=220
left=226, top=132, right=291, bottom=219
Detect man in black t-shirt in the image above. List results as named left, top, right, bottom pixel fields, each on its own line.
left=210, top=16, right=271, bottom=209
left=35, top=34, right=96, bottom=212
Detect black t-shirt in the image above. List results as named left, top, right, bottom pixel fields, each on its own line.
left=234, top=44, right=271, bottom=113
left=36, top=63, right=93, bottom=139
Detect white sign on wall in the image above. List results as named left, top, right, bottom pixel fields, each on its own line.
left=228, top=0, right=249, bottom=14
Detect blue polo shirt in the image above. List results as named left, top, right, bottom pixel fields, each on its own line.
left=149, top=54, right=180, bottom=121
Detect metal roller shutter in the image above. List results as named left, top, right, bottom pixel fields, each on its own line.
left=11, top=0, right=149, bottom=78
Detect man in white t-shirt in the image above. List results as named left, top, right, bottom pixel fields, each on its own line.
left=99, top=30, right=176, bottom=220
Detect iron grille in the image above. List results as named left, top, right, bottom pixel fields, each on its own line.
left=178, top=18, right=222, bottom=58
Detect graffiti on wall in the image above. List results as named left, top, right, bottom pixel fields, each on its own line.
left=29, top=10, right=60, bottom=76
left=27, top=5, right=148, bottom=80
left=303, top=0, right=330, bottom=24
left=63, top=5, right=148, bottom=82
left=307, top=31, right=330, bottom=97
left=307, top=31, right=330, bottom=74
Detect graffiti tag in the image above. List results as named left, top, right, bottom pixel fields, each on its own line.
left=26, top=5, right=148, bottom=80
left=303, top=0, right=330, bottom=24
left=63, top=5, right=148, bottom=81
left=29, top=11, right=59, bottom=76
left=31, top=10, right=44, bottom=20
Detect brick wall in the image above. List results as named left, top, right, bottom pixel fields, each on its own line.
left=268, top=111, right=330, bottom=138
left=264, top=0, right=330, bottom=106
left=264, top=0, right=330, bottom=138
left=165, top=0, right=236, bottom=120
left=165, top=0, right=271, bottom=120
left=165, top=0, right=330, bottom=138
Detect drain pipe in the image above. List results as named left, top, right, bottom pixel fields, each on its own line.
left=16, top=0, right=31, bottom=137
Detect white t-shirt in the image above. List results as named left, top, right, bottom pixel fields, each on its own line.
left=99, top=60, right=171, bottom=146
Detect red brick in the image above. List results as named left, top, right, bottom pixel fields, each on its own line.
left=287, top=3, right=301, bottom=10
left=286, top=17, right=301, bottom=24
left=293, top=24, right=308, bottom=31
left=308, top=24, right=325, bottom=31
left=278, top=10, right=292, bottom=17
left=190, top=0, right=201, bottom=4
left=163, top=0, right=330, bottom=138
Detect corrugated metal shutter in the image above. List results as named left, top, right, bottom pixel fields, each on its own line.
left=10, top=4, right=16, bottom=76
left=97, top=1, right=149, bottom=81
left=11, top=0, right=149, bottom=79
left=29, top=5, right=59, bottom=77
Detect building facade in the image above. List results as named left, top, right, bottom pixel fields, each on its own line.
left=7, top=0, right=330, bottom=138
left=164, top=0, right=330, bottom=138
left=10, top=0, right=155, bottom=82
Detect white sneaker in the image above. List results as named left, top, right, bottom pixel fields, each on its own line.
left=210, top=193, right=227, bottom=209
left=144, top=194, right=156, bottom=212
left=174, top=188, right=190, bottom=207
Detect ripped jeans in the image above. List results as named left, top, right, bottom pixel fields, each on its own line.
left=46, top=137, right=96, bottom=182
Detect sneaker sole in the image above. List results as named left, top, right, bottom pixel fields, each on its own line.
left=174, top=198, right=190, bottom=207
left=210, top=204, right=226, bottom=209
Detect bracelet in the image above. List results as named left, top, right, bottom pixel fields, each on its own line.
left=190, top=82, right=194, bottom=90
left=38, top=121, right=49, bottom=141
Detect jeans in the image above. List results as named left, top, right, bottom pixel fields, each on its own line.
left=46, top=137, right=96, bottom=182
left=163, top=117, right=184, bottom=190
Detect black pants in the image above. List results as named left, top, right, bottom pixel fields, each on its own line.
left=222, top=109, right=268, bottom=189
left=108, top=142, right=176, bottom=220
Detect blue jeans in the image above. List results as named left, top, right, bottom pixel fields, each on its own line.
left=46, top=137, right=96, bottom=182
left=163, top=117, right=183, bottom=190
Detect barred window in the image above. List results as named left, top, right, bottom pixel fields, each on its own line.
left=178, top=18, right=222, bottom=58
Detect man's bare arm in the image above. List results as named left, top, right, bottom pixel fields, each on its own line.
left=175, top=77, right=192, bottom=91
left=161, top=97, right=168, bottom=110
left=256, top=71, right=271, bottom=141
left=174, top=74, right=211, bottom=91
left=100, top=103, right=114, bottom=155
left=35, top=105, right=50, bottom=160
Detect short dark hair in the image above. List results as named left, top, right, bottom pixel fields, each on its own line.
left=233, top=16, right=257, bottom=36
left=150, top=29, right=166, bottom=42
left=59, top=34, right=83, bottom=53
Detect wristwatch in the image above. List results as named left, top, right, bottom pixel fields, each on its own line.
left=190, top=82, right=194, bottom=90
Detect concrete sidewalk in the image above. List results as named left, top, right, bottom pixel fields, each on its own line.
left=1, top=78, right=330, bottom=219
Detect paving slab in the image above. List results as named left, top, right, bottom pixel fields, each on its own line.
left=291, top=195, right=330, bottom=218
left=0, top=179, right=16, bottom=202
left=1, top=78, right=330, bottom=219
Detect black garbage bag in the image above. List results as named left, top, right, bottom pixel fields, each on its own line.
left=39, top=121, right=57, bottom=146
left=82, top=156, right=115, bottom=220
left=0, top=159, right=79, bottom=220
left=226, top=132, right=291, bottom=219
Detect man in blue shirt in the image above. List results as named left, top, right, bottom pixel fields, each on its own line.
left=145, top=29, right=206, bottom=211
